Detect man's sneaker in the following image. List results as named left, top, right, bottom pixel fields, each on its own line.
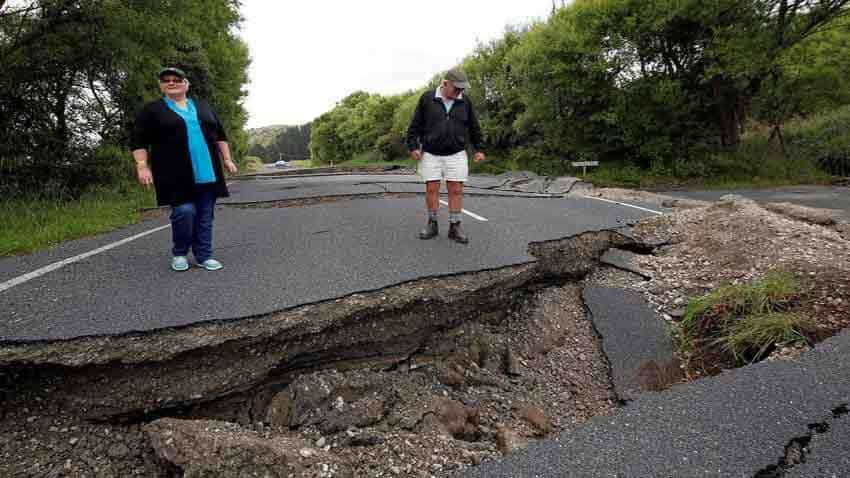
left=419, top=219, right=439, bottom=240
left=171, top=256, right=189, bottom=271
left=448, top=222, right=469, bottom=244
left=198, top=259, right=223, bottom=271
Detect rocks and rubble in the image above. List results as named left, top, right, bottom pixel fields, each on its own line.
left=585, top=191, right=850, bottom=377
left=2, top=188, right=848, bottom=477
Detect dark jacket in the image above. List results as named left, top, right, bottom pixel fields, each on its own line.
left=406, top=89, right=483, bottom=156
left=130, top=97, right=230, bottom=207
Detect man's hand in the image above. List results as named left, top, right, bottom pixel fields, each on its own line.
left=410, top=150, right=423, bottom=162
left=474, top=152, right=486, bottom=163
left=137, top=164, right=153, bottom=188
left=224, top=159, right=238, bottom=175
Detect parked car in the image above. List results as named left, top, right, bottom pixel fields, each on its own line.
left=273, top=160, right=289, bottom=168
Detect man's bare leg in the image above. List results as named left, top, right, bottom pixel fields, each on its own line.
left=426, top=180, right=440, bottom=212
left=447, top=180, right=463, bottom=213
left=419, top=180, right=441, bottom=239
left=446, top=181, right=468, bottom=243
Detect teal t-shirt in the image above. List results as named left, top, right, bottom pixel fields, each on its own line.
left=164, top=98, right=216, bottom=184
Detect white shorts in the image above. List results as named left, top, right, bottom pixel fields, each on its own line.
left=418, top=151, right=469, bottom=183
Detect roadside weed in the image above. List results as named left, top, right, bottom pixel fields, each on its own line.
left=716, top=313, right=817, bottom=363
left=679, top=269, right=814, bottom=371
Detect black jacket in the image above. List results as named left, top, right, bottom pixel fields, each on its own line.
left=130, top=97, right=230, bottom=207
left=406, top=89, right=483, bottom=156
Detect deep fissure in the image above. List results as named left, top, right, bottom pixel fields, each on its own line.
left=0, top=229, right=641, bottom=477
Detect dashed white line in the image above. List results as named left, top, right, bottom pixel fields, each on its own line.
left=438, top=200, right=489, bottom=222
left=0, top=224, right=171, bottom=293
left=581, top=196, right=664, bottom=215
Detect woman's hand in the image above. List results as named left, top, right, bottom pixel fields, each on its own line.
left=137, top=164, right=154, bottom=188
left=224, top=159, right=238, bottom=175
left=410, top=150, right=423, bottom=162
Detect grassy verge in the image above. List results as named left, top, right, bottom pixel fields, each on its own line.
left=289, top=159, right=314, bottom=168
left=243, top=156, right=266, bottom=172
left=335, top=151, right=416, bottom=169
left=331, top=151, right=514, bottom=174
left=677, top=269, right=820, bottom=374
left=0, top=184, right=156, bottom=257
left=584, top=157, right=832, bottom=190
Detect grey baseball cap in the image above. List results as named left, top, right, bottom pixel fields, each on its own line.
left=158, top=67, right=187, bottom=79
left=446, top=68, right=470, bottom=89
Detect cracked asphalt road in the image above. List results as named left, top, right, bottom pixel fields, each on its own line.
left=460, top=328, right=850, bottom=478
left=0, top=173, right=653, bottom=342
left=2, top=172, right=848, bottom=477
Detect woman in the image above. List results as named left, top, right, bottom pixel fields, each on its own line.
left=131, top=67, right=238, bottom=271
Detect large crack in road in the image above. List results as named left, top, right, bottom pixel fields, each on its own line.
left=4, top=187, right=847, bottom=477
left=0, top=229, right=643, bottom=477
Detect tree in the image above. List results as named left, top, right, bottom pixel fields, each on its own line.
left=0, top=0, right=250, bottom=198
left=463, top=28, right=529, bottom=151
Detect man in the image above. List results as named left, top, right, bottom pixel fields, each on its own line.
left=406, top=68, right=485, bottom=244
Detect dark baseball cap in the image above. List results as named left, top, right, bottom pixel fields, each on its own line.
left=446, top=68, right=470, bottom=89
left=158, top=67, right=187, bottom=79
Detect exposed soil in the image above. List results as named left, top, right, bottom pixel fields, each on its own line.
left=0, top=231, right=632, bottom=478
left=2, top=189, right=848, bottom=477
left=586, top=190, right=850, bottom=377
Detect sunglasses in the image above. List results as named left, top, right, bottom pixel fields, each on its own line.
left=159, top=78, right=185, bottom=84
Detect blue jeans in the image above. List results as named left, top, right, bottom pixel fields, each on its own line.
left=170, top=190, right=217, bottom=262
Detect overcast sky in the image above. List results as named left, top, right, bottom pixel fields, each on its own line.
left=239, top=1, right=554, bottom=128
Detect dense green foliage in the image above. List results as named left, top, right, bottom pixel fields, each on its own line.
left=310, top=91, right=409, bottom=164
left=0, top=0, right=251, bottom=199
left=783, top=105, right=850, bottom=176
left=247, top=124, right=312, bottom=162
left=309, top=0, right=850, bottom=177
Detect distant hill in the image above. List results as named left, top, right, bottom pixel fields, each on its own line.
left=247, top=125, right=290, bottom=147
left=246, top=123, right=312, bottom=162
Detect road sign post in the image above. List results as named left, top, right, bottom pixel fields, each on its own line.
left=572, top=160, right=599, bottom=177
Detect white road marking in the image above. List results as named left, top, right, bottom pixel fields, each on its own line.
left=439, top=200, right=489, bottom=222
left=0, top=224, right=171, bottom=293
left=1, top=181, right=236, bottom=293
left=582, top=196, right=664, bottom=215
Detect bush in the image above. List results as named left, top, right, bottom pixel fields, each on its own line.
left=243, top=156, right=265, bottom=172
left=375, top=133, right=406, bottom=161
left=509, top=146, right=573, bottom=176
left=469, top=152, right=517, bottom=175
left=785, top=105, right=850, bottom=177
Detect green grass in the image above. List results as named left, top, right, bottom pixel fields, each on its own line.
left=719, top=313, right=816, bottom=363
left=333, top=151, right=415, bottom=169
left=243, top=156, right=265, bottom=172
left=682, top=269, right=798, bottom=328
left=289, top=159, right=314, bottom=168
left=584, top=153, right=832, bottom=190
left=331, top=150, right=517, bottom=173
left=678, top=269, right=815, bottom=369
left=0, top=184, right=156, bottom=257
left=339, top=150, right=519, bottom=175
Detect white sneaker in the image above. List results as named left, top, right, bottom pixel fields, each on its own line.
left=171, top=256, right=189, bottom=272
left=198, top=259, right=223, bottom=271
